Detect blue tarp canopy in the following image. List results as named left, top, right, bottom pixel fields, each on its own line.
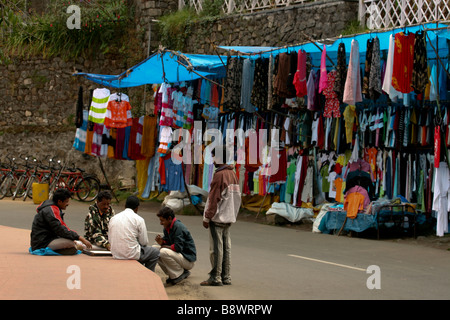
left=75, top=23, right=449, bottom=88
left=74, top=50, right=227, bottom=88
left=219, top=23, right=450, bottom=68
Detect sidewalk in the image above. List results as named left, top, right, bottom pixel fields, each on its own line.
left=0, top=225, right=168, bottom=300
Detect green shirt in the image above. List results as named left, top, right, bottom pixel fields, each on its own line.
left=286, top=162, right=297, bottom=194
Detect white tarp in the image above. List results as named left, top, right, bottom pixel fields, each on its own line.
left=266, top=202, right=314, bottom=223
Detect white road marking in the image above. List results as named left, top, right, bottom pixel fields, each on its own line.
left=288, top=254, right=366, bottom=272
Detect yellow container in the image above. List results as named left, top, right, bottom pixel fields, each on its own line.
left=32, top=183, right=49, bottom=204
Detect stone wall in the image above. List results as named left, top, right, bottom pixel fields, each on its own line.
left=131, top=0, right=178, bottom=54
left=0, top=56, right=137, bottom=187
left=184, top=0, right=359, bottom=54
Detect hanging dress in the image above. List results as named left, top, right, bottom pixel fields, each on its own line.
left=391, top=32, right=415, bottom=94
left=343, top=40, right=362, bottom=106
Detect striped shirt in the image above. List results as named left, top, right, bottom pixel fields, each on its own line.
left=88, top=88, right=111, bottom=124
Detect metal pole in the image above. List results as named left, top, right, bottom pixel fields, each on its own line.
left=142, top=22, right=151, bottom=114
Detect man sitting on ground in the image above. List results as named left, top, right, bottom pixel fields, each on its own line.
left=30, top=188, right=92, bottom=255
left=108, top=195, right=159, bottom=271
left=155, top=206, right=196, bottom=285
left=84, top=190, right=115, bottom=250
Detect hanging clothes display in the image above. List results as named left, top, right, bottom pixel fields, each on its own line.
left=73, top=24, right=450, bottom=238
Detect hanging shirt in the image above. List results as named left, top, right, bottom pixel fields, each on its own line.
left=241, top=58, right=256, bottom=112
left=162, top=156, right=185, bottom=193
left=293, top=49, right=308, bottom=98
left=141, top=115, right=157, bottom=158
left=323, top=70, right=340, bottom=118
left=432, top=162, right=450, bottom=237
left=307, top=69, right=319, bottom=111
left=343, top=105, right=356, bottom=144
left=411, top=30, right=428, bottom=94
left=368, top=37, right=382, bottom=100
left=382, top=34, right=403, bottom=101
left=333, top=42, right=347, bottom=101
left=318, top=45, right=328, bottom=93
left=158, top=83, right=174, bottom=127
left=343, top=39, right=362, bottom=105
left=104, top=98, right=132, bottom=129
left=88, top=88, right=111, bottom=124
left=157, top=126, right=173, bottom=154
left=73, top=110, right=88, bottom=152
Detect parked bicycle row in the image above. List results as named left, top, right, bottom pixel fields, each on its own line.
left=0, top=154, right=100, bottom=202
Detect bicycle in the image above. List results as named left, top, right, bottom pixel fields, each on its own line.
left=0, top=156, right=22, bottom=200
left=22, top=157, right=50, bottom=201
left=12, top=156, right=35, bottom=200
left=47, top=159, right=66, bottom=200
left=48, top=162, right=100, bottom=202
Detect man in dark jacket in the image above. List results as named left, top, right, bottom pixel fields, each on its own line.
left=155, top=206, right=196, bottom=285
left=30, top=188, right=92, bottom=255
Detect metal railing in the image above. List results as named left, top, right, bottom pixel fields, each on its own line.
left=179, top=0, right=449, bottom=29
left=359, top=0, right=450, bottom=30
left=179, top=0, right=318, bottom=14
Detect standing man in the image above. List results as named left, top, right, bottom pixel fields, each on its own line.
left=30, top=188, right=92, bottom=255
left=155, top=206, right=196, bottom=285
left=84, top=190, right=115, bottom=250
left=201, top=145, right=241, bottom=286
left=108, top=195, right=159, bottom=271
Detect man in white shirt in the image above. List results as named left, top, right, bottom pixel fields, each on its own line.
left=108, top=196, right=159, bottom=271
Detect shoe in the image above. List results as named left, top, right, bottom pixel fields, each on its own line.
left=200, top=279, right=223, bottom=286
left=171, top=270, right=190, bottom=285
left=223, top=281, right=232, bottom=285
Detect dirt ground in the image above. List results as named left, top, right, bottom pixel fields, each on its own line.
left=155, top=268, right=211, bottom=300
left=154, top=206, right=450, bottom=300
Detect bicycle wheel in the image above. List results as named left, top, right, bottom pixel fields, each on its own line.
left=0, top=175, right=13, bottom=199
left=48, top=176, right=60, bottom=200
left=12, top=176, right=27, bottom=200
left=23, top=175, right=39, bottom=201
left=75, top=176, right=100, bottom=202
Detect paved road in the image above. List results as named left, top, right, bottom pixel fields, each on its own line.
left=1, top=198, right=450, bottom=300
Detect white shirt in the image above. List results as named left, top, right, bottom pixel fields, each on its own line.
left=108, top=208, right=148, bottom=260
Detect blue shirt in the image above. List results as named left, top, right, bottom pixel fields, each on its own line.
left=162, top=157, right=185, bottom=192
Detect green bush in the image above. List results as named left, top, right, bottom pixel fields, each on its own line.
left=1, top=0, right=133, bottom=63
left=157, top=8, right=198, bottom=51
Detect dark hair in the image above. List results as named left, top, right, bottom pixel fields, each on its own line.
left=125, top=195, right=140, bottom=210
left=52, top=188, right=72, bottom=203
left=97, top=190, right=112, bottom=202
left=211, top=145, right=228, bottom=164
left=211, top=145, right=233, bottom=165
left=157, top=206, right=175, bottom=220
